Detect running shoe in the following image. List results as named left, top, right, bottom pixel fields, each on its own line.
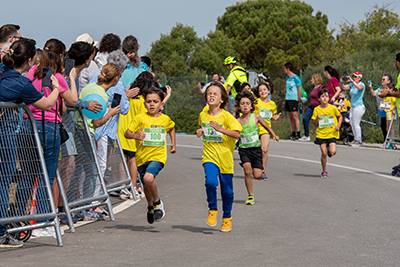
left=119, top=188, right=133, bottom=200
left=351, top=141, right=362, bottom=148
left=220, top=217, right=232, bottom=232
left=261, top=172, right=268, bottom=180
left=206, top=210, right=218, bottom=227
left=147, top=206, right=154, bottom=224
left=298, top=136, right=310, bottom=142
left=153, top=200, right=165, bottom=222
left=0, top=233, right=23, bottom=248
left=245, top=195, right=255, bottom=205
left=321, top=171, right=328, bottom=178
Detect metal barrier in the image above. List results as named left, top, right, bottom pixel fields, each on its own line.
left=55, top=108, right=115, bottom=232
left=0, top=103, right=63, bottom=246
left=383, top=115, right=400, bottom=150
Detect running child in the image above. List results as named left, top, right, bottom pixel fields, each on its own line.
left=197, top=81, right=242, bottom=232
left=312, top=88, right=342, bottom=178
left=253, top=82, right=281, bottom=180
left=235, top=91, right=279, bottom=205
left=125, top=88, right=176, bottom=224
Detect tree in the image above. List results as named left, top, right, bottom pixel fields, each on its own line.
left=147, top=23, right=201, bottom=76
left=191, top=30, right=236, bottom=75
left=335, top=4, right=400, bottom=57
left=216, top=0, right=329, bottom=72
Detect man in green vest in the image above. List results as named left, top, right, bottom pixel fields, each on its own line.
left=223, top=56, right=248, bottom=113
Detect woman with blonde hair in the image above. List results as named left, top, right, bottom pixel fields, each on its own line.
left=299, top=73, right=324, bottom=142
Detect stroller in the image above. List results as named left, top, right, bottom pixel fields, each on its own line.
left=339, top=112, right=354, bottom=145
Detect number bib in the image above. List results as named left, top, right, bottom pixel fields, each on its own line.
left=240, top=130, right=259, bottom=148
left=380, top=101, right=391, bottom=111
left=318, top=116, right=335, bottom=128
left=259, top=109, right=272, bottom=121
left=143, top=128, right=166, bottom=146
left=202, top=122, right=223, bottom=142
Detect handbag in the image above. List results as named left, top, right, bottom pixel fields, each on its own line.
left=59, top=122, right=69, bottom=144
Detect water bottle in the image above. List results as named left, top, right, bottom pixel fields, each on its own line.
left=299, top=105, right=303, bottom=114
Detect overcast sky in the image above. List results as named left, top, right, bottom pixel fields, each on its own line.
left=2, top=0, right=399, bottom=54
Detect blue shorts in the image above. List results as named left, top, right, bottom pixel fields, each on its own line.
left=137, top=161, right=164, bottom=185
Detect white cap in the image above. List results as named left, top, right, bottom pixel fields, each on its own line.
left=76, top=33, right=98, bottom=47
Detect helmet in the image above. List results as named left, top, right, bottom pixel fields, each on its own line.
left=223, top=56, right=237, bottom=65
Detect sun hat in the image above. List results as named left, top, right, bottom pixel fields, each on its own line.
left=76, top=33, right=98, bottom=47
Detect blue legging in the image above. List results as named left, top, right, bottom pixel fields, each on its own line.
left=203, top=162, right=234, bottom=218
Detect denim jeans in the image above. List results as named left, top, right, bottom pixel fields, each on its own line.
left=15, top=121, right=60, bottom=221
left=302, top=106, right=316, bottom=137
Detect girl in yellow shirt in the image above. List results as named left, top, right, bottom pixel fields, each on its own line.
left=312, top=89, right=342, bottom=178
left=197, top=82, right=242, bottom=232
left=253, top=82, right=281, bottom=180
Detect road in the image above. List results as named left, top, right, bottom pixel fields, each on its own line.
left=2, top=135, right=400, bottom=266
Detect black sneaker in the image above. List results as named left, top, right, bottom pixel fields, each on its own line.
left=153, top=200, right=165, bottom=222
left=147, top=206, right=154, bottom=224
left=0, top=233, right=23, bottom=248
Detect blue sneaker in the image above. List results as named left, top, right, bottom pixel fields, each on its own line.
left=261, top=172, right=268, bottom=180
left=321, top=171, right=328, bottom=178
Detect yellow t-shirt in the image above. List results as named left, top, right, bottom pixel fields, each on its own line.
left=254, top=98, right=277, bottom=135
left=312, top=104, right=340, bottom=139
left=382, top=96, right=396, bottom=113
left=198, top=109, right=243, bottom=174
left=334, top=99, right=351, bottom=113
left=118, top=95, right=146, bottom=152
left=127, top=113, right=175, bottom=167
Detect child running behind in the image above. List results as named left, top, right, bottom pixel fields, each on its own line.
left=253, top=82, right=281, bottom=180
left=125, top=88, right=176, bottom=224
left=197, top=81, right=242, bottom=232
left=235, top=91, right=279, bottom=205
left=312, top=89, right=342, bottom=178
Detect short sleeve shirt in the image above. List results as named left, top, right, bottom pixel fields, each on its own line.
left=285, top=74, right=301, bottom=101
left=254, top=98, right=277, bottom=135
left=312, top=104, right=340, bottom=139
left=349, top=82, right=365, bottom=107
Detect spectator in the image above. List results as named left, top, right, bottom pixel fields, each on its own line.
left=283, top=62, right=302, bottom=140
left=323, top=65, right=341, bottom=103
left=198, top=72, right=223, bottom=94
left=94, top=33, right=121, bottom=70
left=76, top=33, right=100, bottom=90
left=0, top=24, right=21, bottom=51
left=299, top=73, right=323, bottom=142
left=341, top=71, right=366, bottom=147
left=223, top=56, right=248, bottom=113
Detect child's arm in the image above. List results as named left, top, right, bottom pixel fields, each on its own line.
left=255, top=114, right=279, bottom=141
left=313, top=114, right=321, bottom=127
left=161, top=86, right=172, bottom=109
left=272, top=112, right=281, bottom=121
left=210, top=120, right=240, bottom=139
left=196, top=126, right=203, bottom=138
left=335, top=115, right=343, bottom=131
left=125, top=127, right=146, bottom=140
left=168, top=127, right=176, bottom=154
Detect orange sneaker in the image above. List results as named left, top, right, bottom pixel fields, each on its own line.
left=220, top=217, right=232, bottom=232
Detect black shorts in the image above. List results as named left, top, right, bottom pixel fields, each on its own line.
left=238, top=146, right=263, bottom=170
left=314, top=138, right=336, bottom=145
left=123, top=149, right=136, bottom=158
left=285, top=100, right=299, bottom=112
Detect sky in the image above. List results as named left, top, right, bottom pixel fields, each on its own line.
left=2, top=0, right=399, bottom=54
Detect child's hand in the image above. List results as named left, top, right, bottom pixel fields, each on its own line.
left=210, top=121, right=222, bottom=132
left=170, top=144, right=176, bottom=154
left=334, top=125, right=340, bottom=131
left=137, top=127, right=146, bottom=140
left=196, top=128, right=203, bottom=138
left=392, top=109, right=396, bottom=116
left=272, top=112, right=281, bottom=121
left=273, top=135, right=280, bottom=142
left=126, top=86, right=140, bottom=99
left=316, top=113, right=322, bottom=119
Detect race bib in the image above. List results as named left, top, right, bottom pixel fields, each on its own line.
left=318, top=116, right=335, bottom=128
left=259, top=109, right=273, bottom=121
left=240, top=130, right=259, bottom=148
left=143, top=128, right=166, bottom=146
left=202, top=122, right=223, bottom=142
left=380, top=101, right=391, bottom=111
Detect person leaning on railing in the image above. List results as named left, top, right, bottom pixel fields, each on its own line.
left=0, top=38, right=60, bottom=248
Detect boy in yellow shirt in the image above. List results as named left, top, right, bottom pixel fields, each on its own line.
left=312, top=89, right=342, bottom=178
left=125, top=88, right=176, bottom=224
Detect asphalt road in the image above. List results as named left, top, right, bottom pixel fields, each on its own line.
left=2, top=135, right=400, bottom=266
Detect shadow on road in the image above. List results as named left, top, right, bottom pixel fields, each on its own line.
left=171, top=224, right=218, bottom=234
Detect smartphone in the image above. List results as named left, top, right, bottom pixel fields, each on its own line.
left=159, top=87, right=168, bottom=93
left=42, top=67, right=52, bottom=88
left=64, top=59, right=74, bottom=77
left=342, top=76, right=348, bottom=82
left=200, top=82, right=205, bottom=86
left=368, top=80, right=372, bottom=86
left=111, top=93, right=122, bottom=108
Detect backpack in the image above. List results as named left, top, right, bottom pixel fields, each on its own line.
left=232, top=66, right=248, bottom=94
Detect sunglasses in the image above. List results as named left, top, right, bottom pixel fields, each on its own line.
left=353, top=76, right=361, bottom=78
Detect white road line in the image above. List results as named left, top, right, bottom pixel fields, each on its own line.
left=175, top=144, right=400, bottom=182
